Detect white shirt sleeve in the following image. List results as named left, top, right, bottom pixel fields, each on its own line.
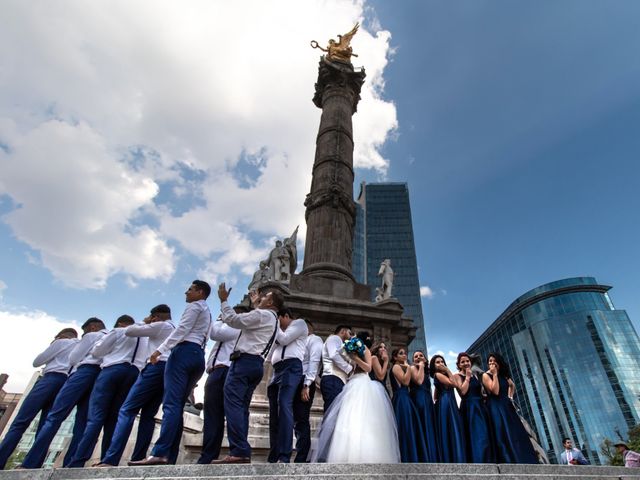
left=304, top=336, right=323, bottom=386
left=210, top=320, right=240, bottom=343
left=68, top=332, right=100, bottom=367
left=157, top=302, right=202, bottom=355
left=220, top=301, right=264, bottom=329
left=91, top=329, right=120, bottom=358
left=326, top=335, right=353, bottom=374
left=125, top=322, right=164, bottom=339
left=277, top=319, right=308, bottom=346
left=33, top=339, right=67, bottom=367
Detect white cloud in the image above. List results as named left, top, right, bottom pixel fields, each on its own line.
left=0, top=120, right=175, bottom=289
left=0, top=1, right=397, bottom=290
left=420, top=285, right=435, bottom=298
left=0, top=280, right=6, bottom=299
left=0, top=309, right=79, bottom=392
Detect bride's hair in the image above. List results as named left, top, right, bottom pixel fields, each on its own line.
left=356, top=331, right=372, bottom=348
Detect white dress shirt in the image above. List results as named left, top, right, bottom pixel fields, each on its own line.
left=157, top=300, right=211, bottom=355
left=125, top=321, right=175, bottom=362
left=92, top=328, right=147, bottom=370
left=33, top=338, right=80, bottom=375
left=68, top=329, right=109, bottom=370
left=302, top=334, right=323, bottom=387
left=269, top=319, right=308, bottom=365
left=206, top=320, right=240, bottom=370
left=321, top=334, right=353, bottom=384
left=220, top=301, right=278, bottom=356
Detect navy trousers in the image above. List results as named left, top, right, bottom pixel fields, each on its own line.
left=224, top=353, right=264, bottom=458
left=197, top=366, right=229, bottom=464
left=267, top=358, right=303, bottom=463
left=320, top=375, right=345, bottom=412
left=151, top=342, right=205, bottom=459
left=293, top=380, right=316, bottom=463
left=67, top=363, right=139, bottom=467
left=100, top=361, right=166, bottom=466
left=21, top=364, right=101, bottom=468
left=0, top=372, right=67, bottom=469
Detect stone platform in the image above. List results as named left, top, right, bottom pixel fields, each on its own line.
left=1, top=463, right=639, bottom=480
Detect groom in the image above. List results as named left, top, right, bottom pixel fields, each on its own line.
left=319, top=325, right=353, bottom=412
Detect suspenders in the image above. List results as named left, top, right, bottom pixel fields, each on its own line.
left=130, top=337, right=141, bottom=363
left=228, top=310, right=279, bottom=360
left=261, top=310, right=279, bottom=358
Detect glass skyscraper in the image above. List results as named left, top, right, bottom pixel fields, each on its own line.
left=467, top=277, right=640, bottom=465
left=352, top=182, right=427, bottom=354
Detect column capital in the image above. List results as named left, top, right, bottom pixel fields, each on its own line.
left=313, top=57, right=366, bottom=112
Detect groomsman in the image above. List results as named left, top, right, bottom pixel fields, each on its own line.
left=96, top=305, right=175, bottom=467
left=212, top=285, right=283, bottom=465
left=130, top=280, right=212, bottom=466
left=20, top=318, right=108, bottom=469
left=197, top=314, right=240, bottom=464
left=293, top=319, right=323, bottom=463
left=0, top=328, right=78, bottom=469
left=267, top=308, right=307, bottom=463
left=67, top=315, right=145, bottom=467
left=320, top=325, right=353, bottom=411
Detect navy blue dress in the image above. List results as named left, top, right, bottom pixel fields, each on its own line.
left=369, top=363, right=389, bottom=395
left=485, top=375, right=538, bottom=464
left=433, top=375, right=466, bottom=463
left=457, top=374, right=496, bottom=463
left=390, top=367, right=428, bottom=463
left=409, top=373, right=439, bottom=462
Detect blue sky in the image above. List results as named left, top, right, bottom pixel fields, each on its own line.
left=1, top=0, right=639, bottom=391
left=364, top=0, right=640, bottom=357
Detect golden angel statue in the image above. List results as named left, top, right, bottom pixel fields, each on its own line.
left=311, top=23, right=360, bottom=63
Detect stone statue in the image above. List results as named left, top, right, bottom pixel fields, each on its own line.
left=377, top=259, right=394, bottom=300
left=248, top=261, right=269, bottom=290
left=266, top=240, right=289, bottom=282
left=374, top=287, right=384, bottom=303
left=283, top=225, right=299, bottom=277
left=263, top=226, right=299, bottom=283
left=310, top=23, right=360, bottom=64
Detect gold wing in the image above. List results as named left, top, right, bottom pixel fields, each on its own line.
left=337, top=23, right=359, bottom=48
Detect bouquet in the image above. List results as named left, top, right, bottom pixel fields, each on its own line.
left=343, top=336, right=366, bottom=359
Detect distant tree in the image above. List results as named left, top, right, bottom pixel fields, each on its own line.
left=601, top=424, right=640, bottom=466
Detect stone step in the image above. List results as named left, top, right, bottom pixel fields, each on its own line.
left=0, top=463, right=638, bottom=480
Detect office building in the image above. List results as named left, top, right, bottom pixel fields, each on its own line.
left=468, top=277, right=640, bottom=465
left=353, top=182, right=427, bottom=354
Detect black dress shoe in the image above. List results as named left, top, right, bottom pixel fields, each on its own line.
left=127, top=456, right=169, bottom=466
left=211, top=455, right=251, bottom=464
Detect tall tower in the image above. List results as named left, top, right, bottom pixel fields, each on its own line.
left=301, top=58, right=365, bottom=282
left=352, top=182, right=427, bottom=355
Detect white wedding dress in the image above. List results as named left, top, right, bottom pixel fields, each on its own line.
left=310, top=372, right=400, bottom=463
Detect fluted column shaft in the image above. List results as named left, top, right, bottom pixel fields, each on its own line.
left=302, top=58, right=366, bottom=282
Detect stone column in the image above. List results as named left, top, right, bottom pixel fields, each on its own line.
left=301, top=57, right=366, bottom=282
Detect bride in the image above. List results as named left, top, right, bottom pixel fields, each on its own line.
left=310, top=332, right=400, bottom=463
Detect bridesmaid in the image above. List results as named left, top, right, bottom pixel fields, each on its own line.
left=482, top=353, right=538, bottom=464
left=455, top=352, right=495, bottom=463
left=409, top=351, right=439, bottom=462
left=370, top=342, right=390, bottom=393
left=429, top=354, right=466, bottom=463
left=390, top=348, right=428, bottom=462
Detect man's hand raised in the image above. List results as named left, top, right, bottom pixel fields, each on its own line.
left=218, top=282, right=232, bottom=302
